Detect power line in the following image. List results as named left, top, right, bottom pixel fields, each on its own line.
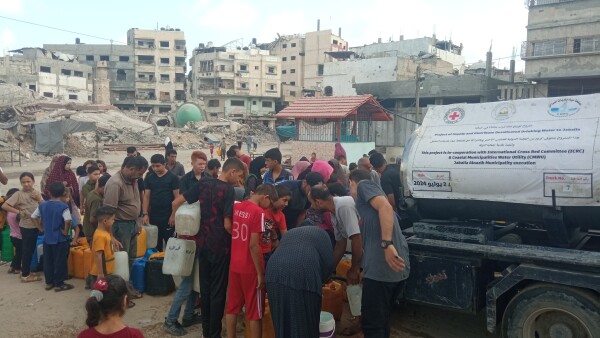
left=0, top=15, right=126, bottom=45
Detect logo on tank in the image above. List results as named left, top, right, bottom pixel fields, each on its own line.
left=443, top=108, right=465, bottom=124
left=491, top=103, right=516, bottom=120
left=548, top=98, right=581, bottom=117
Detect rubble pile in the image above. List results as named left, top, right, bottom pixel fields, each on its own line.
left=0, top=84, right=279, bottom=162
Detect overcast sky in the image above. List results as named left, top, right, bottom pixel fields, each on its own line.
left=0, top=0, right=529, bottom=71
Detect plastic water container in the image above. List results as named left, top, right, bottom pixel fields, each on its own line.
left=1, top=228, right=14, bottom=262
left=175, top=202, right=201, bottom=236
left=245, top=298, right=275, bottom=338
left=131, top=257, right=147, bottom=293
left=322, top=281, right=344, bottom=321
left=319, top=312, right=336, bottom=338
left=163, top=238, right=196, bottom=276
left=30, top=235, right=44, bottom=271
left=336, top=258, right=352, bottom=278
left=173, top=258, right=200, bottom=293
left=77, top=237, right=89, bottom=248
left=145, top=258, right=175, bottom=296
left=136, top=227, right=147, bottom=258
left=144, top=224, right=158, bottom=249
left=346, top=284, right=362, bottom=316
left=71, top=246, right=85, bottom=279
left=113, top=251, right=130, bottom=281
left=83, top=248, right=92, bottom=278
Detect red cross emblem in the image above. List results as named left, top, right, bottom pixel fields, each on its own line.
left=444, top=108, right=465, bottom=124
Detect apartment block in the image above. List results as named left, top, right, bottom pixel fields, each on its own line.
left=127, top=28, right=187, bottom=113
left=268, top=29, right=347, bottom=102
left=521, top=0, right=600, bottom=96
left=189, top=45, right=281, bottom=121
left=0, top=47, right=93, bottom=103
left=43, top=42, right=135, bottom=109
left=45, top=27, right=187, bottom=112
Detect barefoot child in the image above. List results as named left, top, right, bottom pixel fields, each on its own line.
left=226, top=184, right=278, bottom=338
left=31, top=182, right=74, bottom=291
left=78, top=275, right=143, bottom=338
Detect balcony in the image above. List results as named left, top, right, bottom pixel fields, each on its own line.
left=525, top=0, right=577, bottom=7
left=521, top=36, right=600, bottom=60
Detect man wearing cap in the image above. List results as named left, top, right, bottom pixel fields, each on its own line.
left=277, top=172, right=324, bottom=229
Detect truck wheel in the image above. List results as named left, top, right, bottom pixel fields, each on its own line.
left=497, top=233, right=522, bottom=244
left=502, top=284, right=600, bottom=338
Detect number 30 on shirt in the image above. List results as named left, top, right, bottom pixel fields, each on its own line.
left=232, top=221, right=249, bottom=241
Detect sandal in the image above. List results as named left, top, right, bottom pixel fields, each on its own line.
left=45, top=284, right=55, bottom=291
left=54, top=283, right=74, bottom=292
left=127, top=300, right=136, bottom=308
left=7, top=268, right=20, bottom=274
left=21, top=274, right=42, bottom=282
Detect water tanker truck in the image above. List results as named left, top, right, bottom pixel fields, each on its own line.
left=398, top=93, right=600, bottom=337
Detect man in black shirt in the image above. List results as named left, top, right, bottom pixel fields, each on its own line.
left=370, top=152, right=401, bottom=212
left=279, top=172, right=324, bottom=229
left=143, top=154, right=180, bottom=251
left=179, top=151, right=208, bottom=194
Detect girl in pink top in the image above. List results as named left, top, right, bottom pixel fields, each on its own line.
left=5, top=188, right=21, bottom=274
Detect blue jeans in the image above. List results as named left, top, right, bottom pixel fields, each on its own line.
left=247, top=143, right=252, bottom=153
left=166, top=274, right=197, bottom=323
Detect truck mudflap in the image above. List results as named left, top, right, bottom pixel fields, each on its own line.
left=486, top=264, right=600, bottom=333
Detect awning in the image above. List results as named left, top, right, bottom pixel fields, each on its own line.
left=276, top=94, right=392, bottom=121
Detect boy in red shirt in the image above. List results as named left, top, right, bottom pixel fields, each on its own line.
left=225, top=184, right=278, bottom=338
left=261, top=185, right=292, bottom=265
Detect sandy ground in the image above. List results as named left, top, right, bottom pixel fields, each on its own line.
left=0, top=141, right=498, bottom=337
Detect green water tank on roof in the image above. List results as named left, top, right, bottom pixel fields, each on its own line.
left=175, top=103, right=203, bottom=127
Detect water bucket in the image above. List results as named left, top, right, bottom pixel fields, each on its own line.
left=145, top=224, right=158, bottom=249
left=319, top=311, right=335, bottom=338
left=163, top=238, right=196, bottom=276
left=346, top=284, right=362, bottom=316
left=322, top=281, right=344, bottom=321
left=1, top=228, right=14, bottom=262
left=113, top=251, right=130, bottom=281
left=175, top=202, right=201, bottom=236
left=136, top=226, right=147, bottom=258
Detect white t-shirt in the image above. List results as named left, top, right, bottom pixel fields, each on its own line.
left=331, top=196, right=361, bottom=241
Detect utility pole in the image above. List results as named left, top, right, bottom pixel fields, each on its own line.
left=415, top=65, right=422, bottom=124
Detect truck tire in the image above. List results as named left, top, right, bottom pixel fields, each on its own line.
left=502, top=284, right=600, bottom=338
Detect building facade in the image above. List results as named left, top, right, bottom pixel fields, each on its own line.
left=127, top=28, right=187, bottom=113
left=323, top=55, right=454, bottom=96
left=189, top=46, right=281, bottom=120
left=44, top=27, right=187, bottom=112
left=0, top=48, right=93, bottom=103
left=43, top=43, right=135, bottom=109
left=350, top=36, right=466, bottom=72
left=268, top=29, right=347, bottom=101
left=521, top=0, right=600, bottom=96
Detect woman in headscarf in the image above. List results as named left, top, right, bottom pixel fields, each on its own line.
left=311, top=160, right=333, bottom=183
left=41, top=153, right=66, bottom=195
left=244, top=156, right=265, bottom=198
left=291, top=160, right=311, bottom=180
left=266, top=227, right=333, bottom=338
left=45, top=155, right=80, bottom=207
left=334, top=142, right=346, bottom=161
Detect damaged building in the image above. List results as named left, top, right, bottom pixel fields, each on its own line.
left=0, top=47, right=93, bottom=103
left=189, top=43, right=280, bottom=124
left=44, top=27, right=187, bottom=113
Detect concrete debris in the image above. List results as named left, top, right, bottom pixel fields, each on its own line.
left=0, top=85, right=278, bottom=161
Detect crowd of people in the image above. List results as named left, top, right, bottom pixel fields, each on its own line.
left=0, top=140, right=409, bottom=338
